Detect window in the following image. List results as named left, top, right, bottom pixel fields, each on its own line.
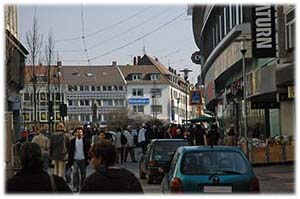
left=85, top=85, right=89, bottom=91
left=151, top=74, right=160, bottom=80
left=132, top=74, right=142, bottom=80
left=151, top=105, right=163, bottom=113
left=103, top=86, right=107, bottom=91
left=119, top=86, right=123, bottom=91
left=68, top=100, right=73, bottom=106
left=96, top=86, right=101, bottom=91
left=73, top=85, right=78, bottom=91
left=150, top=88, right=162, bottom=97
left=24, top=112, right=31, bottom=121
left=285, top=9, right=295, bottom=50
left=40, top=93, right=46, bottom=101
left=80, top=85, right=84, bottom=91
left=55, top=93, right=60, bottom=101
left=133, top=105, right=144, bottom=113
left=107, top=100, right=113, bottom=106
left=133, top=88, right=143, bottom=96
left=68, top=85, right=73, bottom=92
left=107, top=86, right=112, bottom=91
left=80, top=100, right=84, bottom=106
left=24, top=93, right=30, bottom=101
left=40, top=112, right=47, bottom=121
left=96, top=100, right=101, bottom=106
left=231, top=5, right=236, bottom=27
left=114, top=85, right=118, bottom=91
left=91, top=85, right=95, bottom=91
left=85, top=100, right=90, bottom=106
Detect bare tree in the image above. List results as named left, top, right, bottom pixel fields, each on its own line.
left=44, top=28, right=55, bottom=134
left=25, top=9, right=43, bottom=129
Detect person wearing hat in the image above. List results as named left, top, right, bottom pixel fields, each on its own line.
left=67, top=126, right=91, bottom=192
left=49, top=122, right=70, bottom=178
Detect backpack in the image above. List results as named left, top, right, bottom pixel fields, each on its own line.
left=120, top=132, right=128, bottom=145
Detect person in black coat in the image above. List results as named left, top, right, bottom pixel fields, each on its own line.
left=67, top=126, right=91, bottom=192
left=80, top=140, right=143, bottom=193
left=6, top=142, right=71, bottom=193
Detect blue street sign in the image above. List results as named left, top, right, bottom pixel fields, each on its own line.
left=128, top=98, right=150, bottom=105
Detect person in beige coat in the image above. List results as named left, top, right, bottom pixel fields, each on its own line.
left=49, top=122, right=70, bottom=178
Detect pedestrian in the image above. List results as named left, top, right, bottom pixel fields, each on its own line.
left=123, top=125, right=137, bottom=163
left=6, top=142, right=71, bottom=193
left=192, top=124, right=207, bottom=146
left=183, top=129, right=194, bottom=145
left=207, top=123, right=220, bottom=145
left=114, top=127, right=125, bottom=164
left=225, top=124, right=236, bottom=146
left=32, top=127, right=49, bottom=173
left=252, top=123, right=261, bottom=139
left=67, top=126, right=91, bottom=192
left=174, top=128, right=184, bottom=139
left=163, top=126, right=172, bottom=138
left=138, top=123, right=147, bottom=154
left=49, top=122, right=70, bottom=178
left=80, top=140, right=143, bottom=193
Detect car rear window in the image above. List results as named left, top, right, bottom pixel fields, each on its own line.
left=181, top=151, right=249, bottom=175
left=153, top=141, right=189, bottom=161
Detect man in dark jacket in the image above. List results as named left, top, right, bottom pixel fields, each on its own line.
left=80, top=140, right=143, bottom=193
left=68, top=126, right=91, bottom=192
left=6, top=142, right=71, bottom=193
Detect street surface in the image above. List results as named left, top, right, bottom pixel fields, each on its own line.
left=50, top=147, right=295, bottom=194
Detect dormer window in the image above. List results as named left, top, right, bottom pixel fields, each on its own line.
left=132, top=73, right=142, bottom=80
left=86, top=72, right=94, bottom=77
left=151, top=73, right=160, bottom=80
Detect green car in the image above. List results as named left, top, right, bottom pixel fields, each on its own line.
left=161, top=146, right=260, bottom=193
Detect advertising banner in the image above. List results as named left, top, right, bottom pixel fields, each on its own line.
left=251, top=5, right=276, bottom=58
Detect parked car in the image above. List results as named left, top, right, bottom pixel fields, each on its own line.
left=139, top=139, right=190, bottom=184
left=161, top=146, right=260, bottom=193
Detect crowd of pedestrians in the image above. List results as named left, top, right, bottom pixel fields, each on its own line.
left=6, top=120, right=239, bottom=194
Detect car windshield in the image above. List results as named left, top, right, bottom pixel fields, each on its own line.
left=153, top=141, right=189, bottom=161
left=181, top=151, right=249, bottom=175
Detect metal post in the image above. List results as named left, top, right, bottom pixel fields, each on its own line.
left=180, top=68, right=192, bottom=125
left=241, top=37, right=249, bottom=158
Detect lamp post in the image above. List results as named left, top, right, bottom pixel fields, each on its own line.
left=176, top=97, right=180, bottom=124
left=180, top=68, right=192, bottom=124
left=240, top=37, right=249, bottom=158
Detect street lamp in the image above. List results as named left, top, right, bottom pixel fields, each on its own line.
left=240, top=36, right=249, bottom=158
left=180, top=68, right=192, bottom=124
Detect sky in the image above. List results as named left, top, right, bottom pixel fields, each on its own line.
left=17, top=4, right=201, bottom=84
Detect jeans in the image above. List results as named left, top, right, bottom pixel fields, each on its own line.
left=53, top=160, right=65, bottom=178
left=73, top=159, right=87, bottom=191
left=41, top=154, right=49, bottom=173
left=117, top=148, right=124, bottom=164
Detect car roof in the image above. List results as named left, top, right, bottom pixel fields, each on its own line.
left=178, top=146, right=243, bottom=153
left=151, top=139, right=188, bottom=143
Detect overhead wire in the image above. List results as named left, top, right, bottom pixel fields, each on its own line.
left=89, top=10, right=186, bottom=61
left=80, top=5, right=91, bottom=66
left=54, top=6, right=151, bottom=43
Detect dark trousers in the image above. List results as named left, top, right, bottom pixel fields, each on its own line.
left=117, top=147, right=124, bottom=164
left=140, top=141, right=146, bottom=154
left=73, top=159, right=87, bottom=191
left=124, top=147, right=136, bottom=162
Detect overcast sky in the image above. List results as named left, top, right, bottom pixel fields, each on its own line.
left=17, top=4, right=201, bottom=83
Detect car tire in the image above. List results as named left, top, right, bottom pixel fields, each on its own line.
left=139, top=163, right=146, bottom=179
left=147, top=175, right=154, bottom=184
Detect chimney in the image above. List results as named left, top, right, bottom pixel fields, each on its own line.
left=155, top=57, right=159, bottom=62
left=133, top=56, right=137, bottom=65
left=137, top=56, right=141, bottom=65
left=174, top=70, right=177, bottom=75
left=168, top=67, right=171, bottom=71
left=112, top=61, right=117, bottom=66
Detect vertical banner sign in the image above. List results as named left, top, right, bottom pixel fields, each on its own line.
left=252, top=5, right=276, bottom=58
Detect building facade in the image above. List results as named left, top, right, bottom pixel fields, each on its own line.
left=192, top=5, right=295, bottom=138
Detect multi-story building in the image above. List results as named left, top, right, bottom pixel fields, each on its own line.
left=21, top=63, right=63, bottom=129
left=119, top=55, right=191, bottom=124
left=192, top=5, right=295, bottom=138
left=61, top=64, right=126, bottom=122
left=20, top=55, right=192, bottom=127
left=5, top=5, right=28, bottom=177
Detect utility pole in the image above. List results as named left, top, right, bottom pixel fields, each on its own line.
left=180, top=68, right=192, bottom=125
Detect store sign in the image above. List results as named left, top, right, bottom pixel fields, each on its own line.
left=190, top=90, right=201, bottom=105
left=251, top=5, right=276, bottom=58
left=128, top=98, right=149, bottom=105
